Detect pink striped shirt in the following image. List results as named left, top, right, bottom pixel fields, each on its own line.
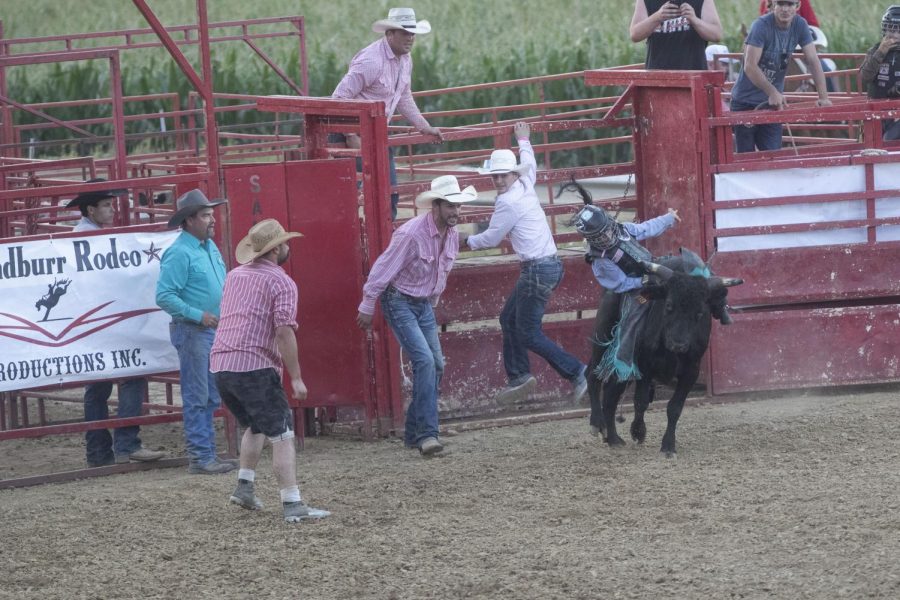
left=332, top=37, right=429, bottom=131
left=210, top=260, right=298, bottom=375
left=358, top=213, right=458, bottom=315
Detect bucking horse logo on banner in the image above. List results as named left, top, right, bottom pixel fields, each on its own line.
left=35, top=278, right=73, bottom=322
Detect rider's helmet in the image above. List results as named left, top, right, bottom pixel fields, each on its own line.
left=574, top=205, right=619, bottom=251
left=883, top=5, right=900, bottom=35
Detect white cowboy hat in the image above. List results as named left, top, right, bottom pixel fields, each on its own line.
left=809, top=26, right=828, bottom=49
left=372, top=8, right=431, bottom=35
left=477, top=149, right=530, bottom=176
left=415, top=175, right=478, bottom=207
left=705, top=44, right=738, bottom=64
left=167, top=189, right=227, bottom=229
left=235, top=218, right=303, bottom=265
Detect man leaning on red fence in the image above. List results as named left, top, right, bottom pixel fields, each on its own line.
left=730, top=0, right=832, bottom=152
left=332, top=7, right=443, bottom=220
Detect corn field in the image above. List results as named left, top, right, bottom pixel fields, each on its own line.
left=1, top=0, right=887, bottom=157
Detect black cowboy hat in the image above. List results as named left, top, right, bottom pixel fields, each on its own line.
left=65, top=177, right=128, bottom=208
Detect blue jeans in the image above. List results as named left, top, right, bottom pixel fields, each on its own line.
left=329, top=133, right=399, bottom=220
left=84, top=378, right=147, bottom=464
left=884, top=119, right=900, bottom=141
left=731, top=100, right=782, bottom=153
left=360, top=149, right=399, bottom=220
left=170, top=321, right=220, bottom=464
left=380, top=287, right=443, bottom=447
left=500, top=256, right=584, bottom=384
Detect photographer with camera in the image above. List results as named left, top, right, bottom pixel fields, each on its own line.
left=859, top=5, right=900, bottom=140
left=630, top=0, right=723, bottom=70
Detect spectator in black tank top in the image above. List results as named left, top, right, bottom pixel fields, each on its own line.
left=630, top=0, right=723, bottom=70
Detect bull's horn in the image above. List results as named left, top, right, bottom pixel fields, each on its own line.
left=641, top=260, right=674, bottom=281
left=708, top=276, right=744, bottom=289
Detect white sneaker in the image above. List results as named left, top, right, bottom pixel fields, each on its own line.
left=571, top=367, right=588, bottom=404
left=419, top=436, right=444, bottom=456
left=495, top=376, right=537, bottom=405
left=283, top=501, right=331, bottom=523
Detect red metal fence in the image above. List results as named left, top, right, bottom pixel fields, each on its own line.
left=585, top=69, right=900, bottom=395
left=2, top=2, right=899, bottom=488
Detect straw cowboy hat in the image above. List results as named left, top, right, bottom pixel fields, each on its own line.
left=372, top=8, right=431, bottom=35
left=477, top=149, right=530, bottom=176
left=167, top=189, right=227, bottom=228
left=415, top=175, right=478, bottom=207
left=235, top=218, right=303, bottom=265
left=65, top=177, right=128, bottom=208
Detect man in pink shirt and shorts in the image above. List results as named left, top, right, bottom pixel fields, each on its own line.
left=211, top=219, right=329, bottom=523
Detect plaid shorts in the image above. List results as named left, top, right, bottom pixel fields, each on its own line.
left=214, top=368, right=293, bottom=439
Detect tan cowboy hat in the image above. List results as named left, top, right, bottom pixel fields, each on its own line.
left=372, top=8, right=431, bottom=34
left=167, top=189, right=227, bottom=228
left=477, top=149, right=530, bottom=176
left=235, top=218, right=303, bottom=265
left=414, top=175, right=478, bottom=207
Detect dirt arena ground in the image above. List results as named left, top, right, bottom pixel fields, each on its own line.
left=2, top=387, right=899, bottom=599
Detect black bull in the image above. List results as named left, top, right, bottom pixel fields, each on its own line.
left=587, top=257, right=743, bottom=458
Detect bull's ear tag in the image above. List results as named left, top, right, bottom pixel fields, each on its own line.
left=580, top=208, right=593, bottom=222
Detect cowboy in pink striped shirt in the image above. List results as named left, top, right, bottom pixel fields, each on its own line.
left=357, top=175, right=475, bottom=456
left=211, top=219, right=329, bottom=523
left=333, top=8, right=443, bottom=219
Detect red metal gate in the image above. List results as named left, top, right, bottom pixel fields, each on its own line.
left=3, top=1, right=898, bottom=490
left=586, top=69, right=900, bottom=394
left=254, top=91, right=638, bottom=428
left=223, top=159, right=377, bottom=434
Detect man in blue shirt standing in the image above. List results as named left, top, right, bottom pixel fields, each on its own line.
left=730, top=0, right=831, bottom=152
left=156, top=189, right=234, bottom=475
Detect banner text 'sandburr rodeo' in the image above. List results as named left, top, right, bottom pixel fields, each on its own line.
left=0, top=230, right=181, bottom=391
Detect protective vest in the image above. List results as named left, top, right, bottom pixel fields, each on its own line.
left=589, top=226, right=653, bottom=276
left=868, top=45, right=900, bottom=99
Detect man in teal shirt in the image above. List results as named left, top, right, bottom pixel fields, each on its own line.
left=156, top=189, right=234, bottom=474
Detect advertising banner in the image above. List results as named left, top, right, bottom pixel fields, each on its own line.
left=0, top=230, right=181, bottom=392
